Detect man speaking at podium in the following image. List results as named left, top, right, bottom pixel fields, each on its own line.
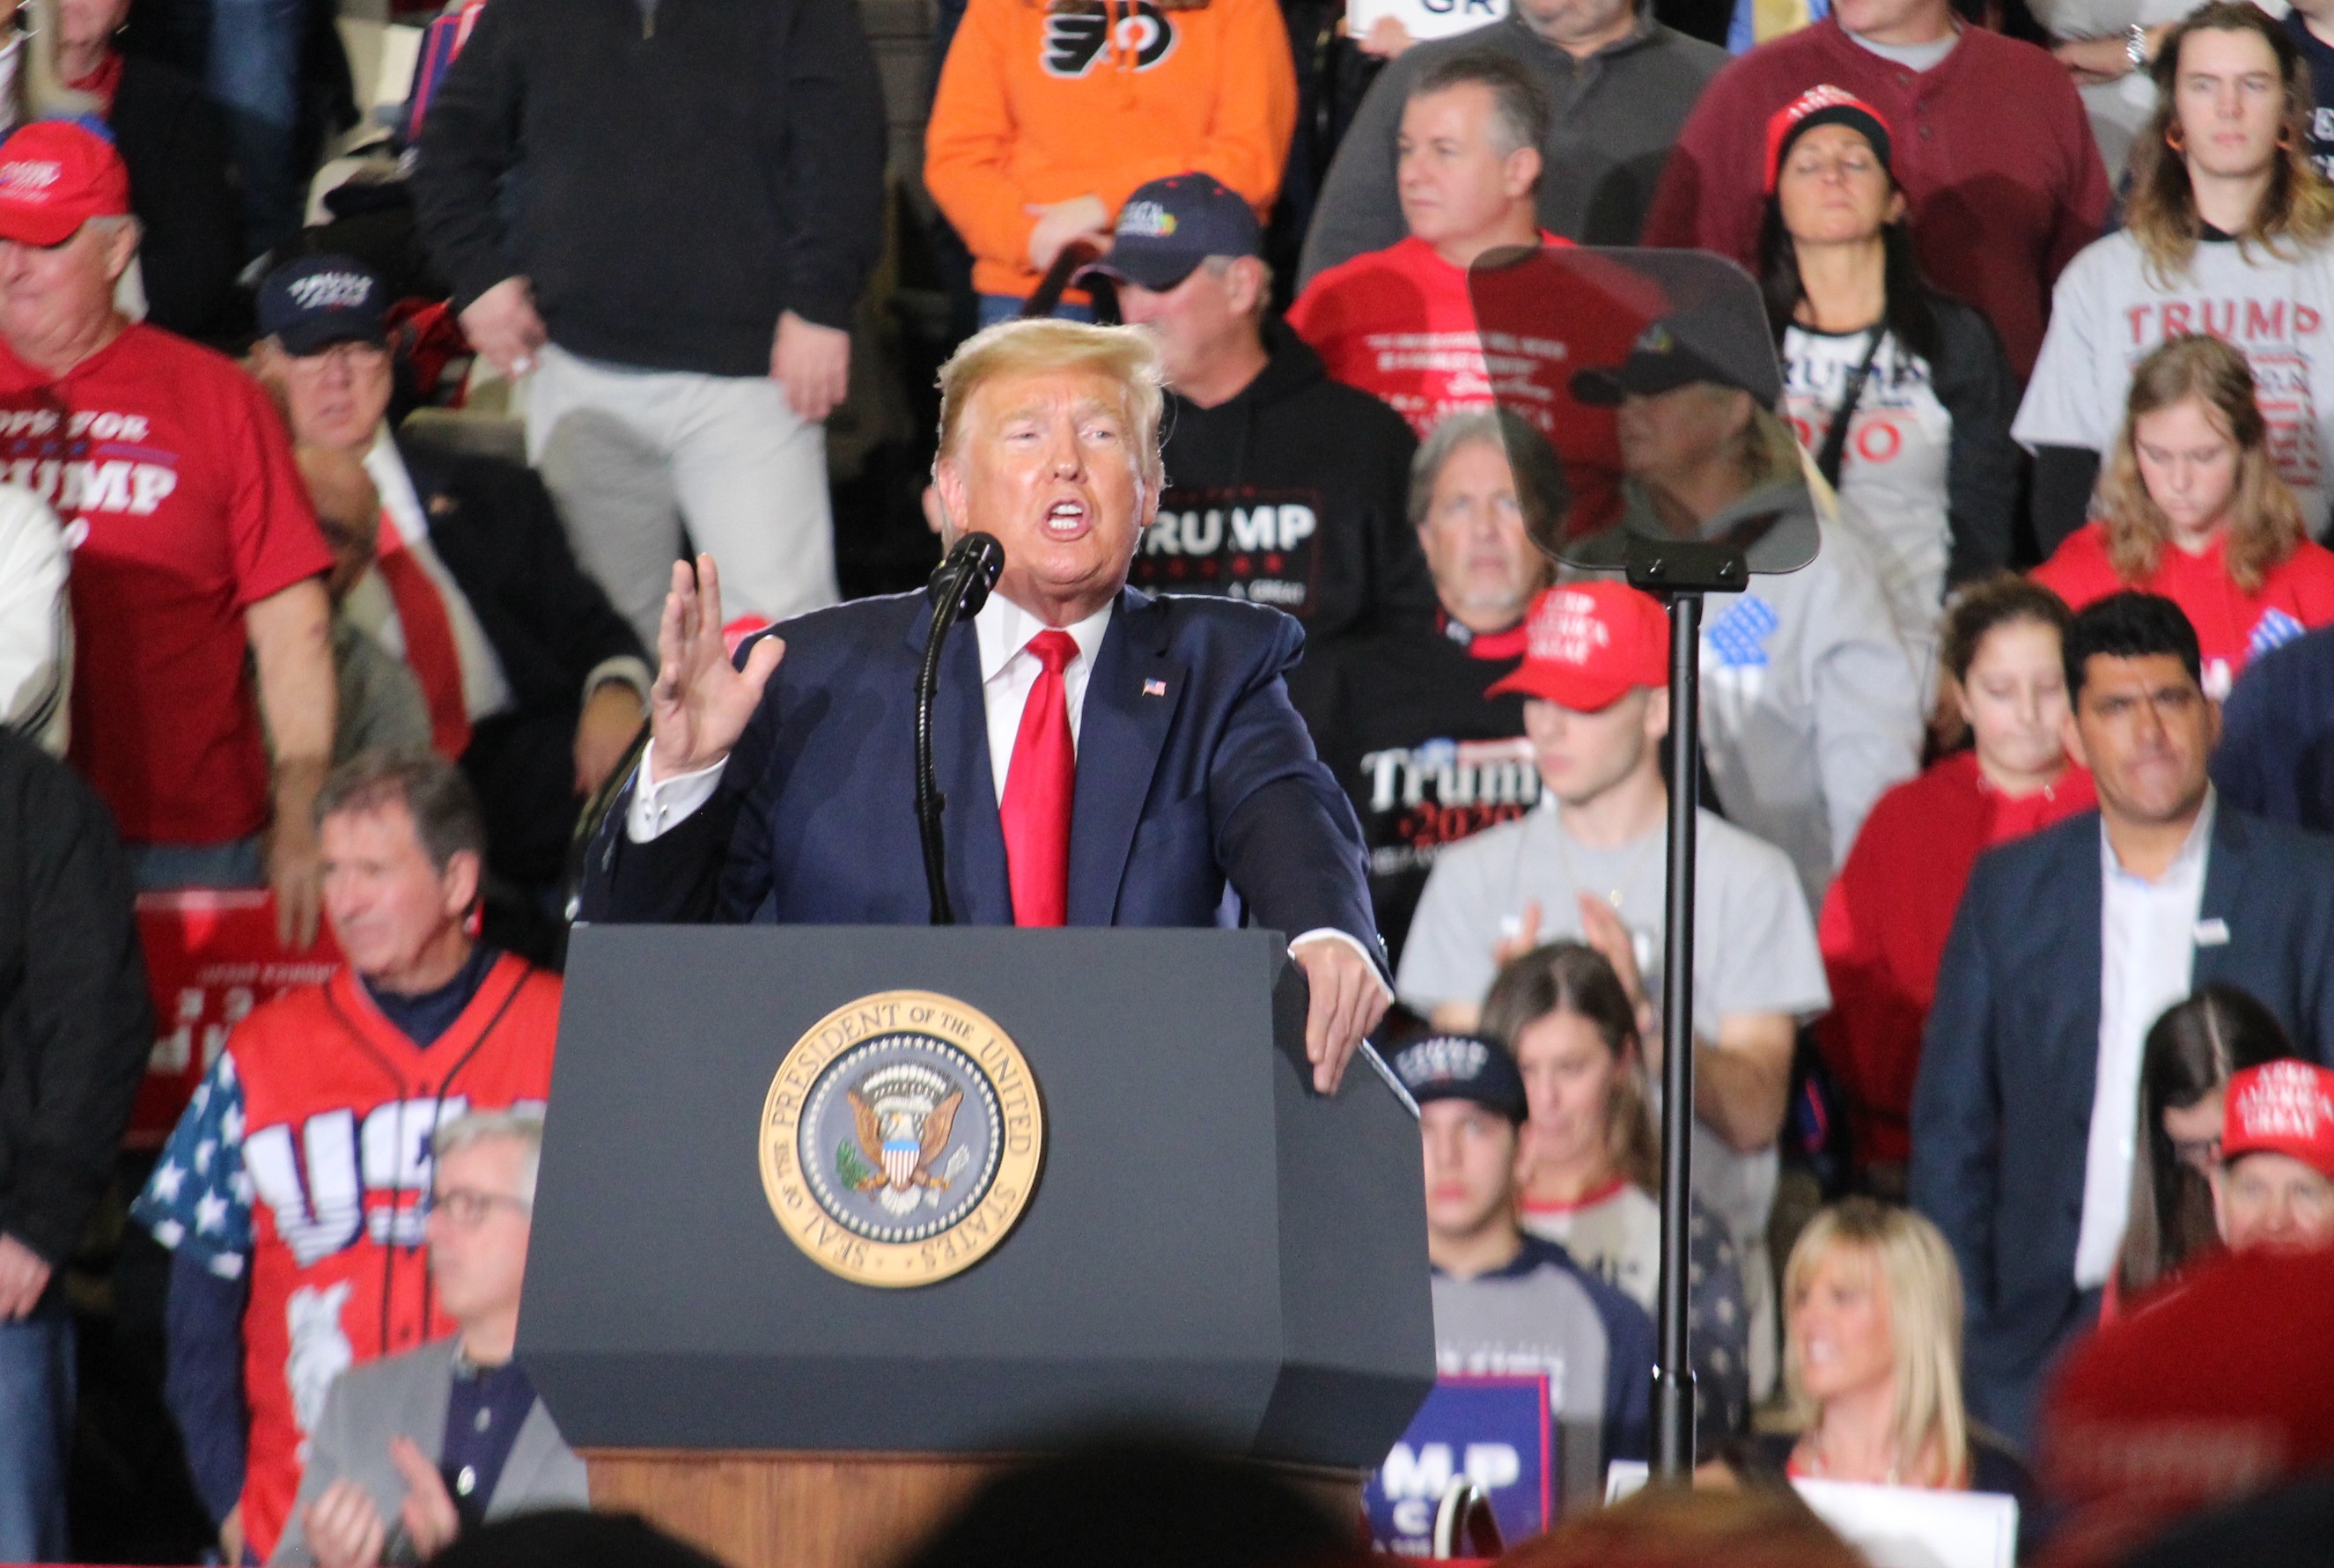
left=580, top=320, right=1391, bottom=1092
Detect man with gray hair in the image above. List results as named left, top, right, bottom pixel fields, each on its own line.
left=1299, top=0, right=1724, bottom=283
left=1088, top=173, right=1434, bottom=644
left=1289, top=411, right=1547, bottom=968
left=1286, top=53, right=1569, bottom=440
left=131, top=753, right=562, bottom=1563
left=274, top=1110, right=587, bottom=1567
left=0, top=120, right=337, bottom=944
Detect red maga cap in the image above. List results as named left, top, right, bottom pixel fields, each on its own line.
left=2222, top=1059, right=2334, bottom=1181
left=0, top=121, right=131, bottom=247
left=1485, top=583, right=1668, bottom=711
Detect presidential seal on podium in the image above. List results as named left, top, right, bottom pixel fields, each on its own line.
left=758, top=990, right=1044, bottom=1286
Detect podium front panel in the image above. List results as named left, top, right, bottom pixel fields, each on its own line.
left=523, top=924, right=1432, bottom=1468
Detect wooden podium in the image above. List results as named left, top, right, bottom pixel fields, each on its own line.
left=526, top=925, right=1430, bottom=1568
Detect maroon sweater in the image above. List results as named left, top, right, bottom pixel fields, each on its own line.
left=1640, top=18, right=2109, bottom=379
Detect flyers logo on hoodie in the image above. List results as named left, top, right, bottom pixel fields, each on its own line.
left=1042, top=1, right=1176, bottom=77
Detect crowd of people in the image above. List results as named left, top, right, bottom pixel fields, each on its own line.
left=9, top=0, right=2334, bottom=1557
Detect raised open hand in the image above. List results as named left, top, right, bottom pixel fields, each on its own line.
left=648, top=554, right=786, bottom=781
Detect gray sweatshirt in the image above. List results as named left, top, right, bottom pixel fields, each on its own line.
left=1296, top=9, right=1726, bottom=288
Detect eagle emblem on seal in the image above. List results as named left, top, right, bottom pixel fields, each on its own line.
left=843, top=1064, right=966, bottom=1215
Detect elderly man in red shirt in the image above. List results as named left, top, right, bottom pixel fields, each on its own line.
left=0, top=121, right=334, bottom=941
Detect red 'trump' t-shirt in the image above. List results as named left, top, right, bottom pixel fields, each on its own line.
left=0, top=324, right=331, bottom=843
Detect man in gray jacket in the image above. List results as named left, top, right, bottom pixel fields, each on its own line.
left=272, top=1112, right=585, bottom=1566
left=1297, top=0, right=1724, bottom=285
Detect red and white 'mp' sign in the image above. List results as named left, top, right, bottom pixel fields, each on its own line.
left=129, top=891, right=342, bottom=1147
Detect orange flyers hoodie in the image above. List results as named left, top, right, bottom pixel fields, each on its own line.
left=924, top=0, right=1296, bottom=300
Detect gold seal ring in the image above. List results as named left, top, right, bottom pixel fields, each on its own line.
left=758, top=989, right=1044, bottom=1287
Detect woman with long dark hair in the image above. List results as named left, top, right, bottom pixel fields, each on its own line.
left=2114, top=984, right=2294, bottom=1311
left=1757, top=85, right=2020, bottom=682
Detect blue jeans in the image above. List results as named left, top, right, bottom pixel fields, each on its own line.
left=976, top=293, right=1097, bottom=328
left=0, top=1296, right=74, bottom=1562
left=209, top=0, right=311, bottom=257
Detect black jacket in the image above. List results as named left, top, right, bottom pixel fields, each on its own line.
left=0, top=731, right=152, bottom=1269
left=396, top=436, right=646, bottom=722
left=410, top=0, right=886, bottom=374
left=395, top=434, right=646, bottom=887
left=1132, top=321, right=1435, bottom=644
left=113, top=54, right=242, bottom=343
left=1927, top=295, right=2022, bottom=589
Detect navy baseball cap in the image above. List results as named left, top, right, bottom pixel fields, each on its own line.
left=258, top=254, right=388, bottom=356
left=1572, top=302, right=1784, bottom=409
left=1393, top=1034, right=1528, bottom=1123
left=1078, top=173, right=1261, bottom=292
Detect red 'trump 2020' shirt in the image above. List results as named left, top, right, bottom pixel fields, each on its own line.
left=0, top=323, right=331, bottom=843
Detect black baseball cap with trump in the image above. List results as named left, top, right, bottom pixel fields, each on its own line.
left=1077, top=172, right=1262, bottom=292
left=1392, top=1034, right=1528, bottom=1123
left=258, top=254, right=389, bottom=356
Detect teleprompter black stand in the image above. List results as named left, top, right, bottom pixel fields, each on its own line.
left=1624, top=535, right=1747, bottom=1480
left=523, top=924, right=1434, bottom=1568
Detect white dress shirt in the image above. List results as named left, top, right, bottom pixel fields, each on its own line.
left=2073, top=791, right=2214, bottom=1289
left=622, top=592, right=1383, bottom=986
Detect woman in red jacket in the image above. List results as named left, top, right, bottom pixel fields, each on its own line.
left=1817, top=576, right=2095, bottom=1192
left=2032, top=333, right=2334, bottom=699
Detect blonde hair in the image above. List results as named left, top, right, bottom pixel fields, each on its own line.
left=2124, top=3, right=2334, bottom=284
left=2096, top=335, right=2306, bottom=593
left=934, top=319, right=1167, bottom=497
left=1782, top=1199, right=1970, bottom=1490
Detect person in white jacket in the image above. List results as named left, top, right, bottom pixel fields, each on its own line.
left=0, top=484, right=67, bottom=755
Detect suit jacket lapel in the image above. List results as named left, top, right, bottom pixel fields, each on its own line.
left=2058, top=823, right=2108, bottom=1130
left=906, top=603, right=1012, bottom=924
left=2194, top=802, right=2249, bottom=988
left=1067, top=588, right=1183, bottom=925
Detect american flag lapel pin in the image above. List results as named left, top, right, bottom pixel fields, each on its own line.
left=1143, top=678, right=1167, bottom=697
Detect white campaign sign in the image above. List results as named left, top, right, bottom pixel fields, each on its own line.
left=1346, top=0, right=1510, bottom=43
left=1604, top=1463, right=2018, bottom=1568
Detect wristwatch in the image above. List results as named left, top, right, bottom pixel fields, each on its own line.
left=2127, top=22, right=2150, bottom=71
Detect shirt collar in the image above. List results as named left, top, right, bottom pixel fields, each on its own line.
left=974, top=590, right=1114, bottom=684
left=2103, top=788, right=2217, bottom=886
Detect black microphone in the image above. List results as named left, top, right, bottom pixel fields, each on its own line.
left=917, top=532, right=1006, bottom=924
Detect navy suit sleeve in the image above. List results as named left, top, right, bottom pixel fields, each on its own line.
left=1910, top=865, right=2001, bottom=1328
left=1209, top=615, right=1386, bottom=972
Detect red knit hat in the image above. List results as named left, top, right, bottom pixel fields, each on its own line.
left=1763, top=85, right=1895, bottom=194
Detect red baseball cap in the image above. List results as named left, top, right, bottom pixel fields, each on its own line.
left=0, top=121, right=131, bottom=247
left=2222, top=1059, right=2334, bottom=1180
left=1485, top=583, right=1668, bottom=710
left=1763, top=85, right=1894, bottom=194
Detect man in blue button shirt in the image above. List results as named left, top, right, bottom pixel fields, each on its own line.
left=271, top=1111, right=585, bottom=1565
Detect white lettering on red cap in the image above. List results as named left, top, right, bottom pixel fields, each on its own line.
left=1528, top=591, right=1616, bottom=667
left=2234, top=1060, right=2334, bottom=1142
left=1785, top=83, right=1866, bottom=128
left=0, top=160, right=61, bottom=201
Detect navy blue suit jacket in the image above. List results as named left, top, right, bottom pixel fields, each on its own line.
left=577, top=586, right=1383, bottom=958
left=1910, top=805, right=2334, bottom=1421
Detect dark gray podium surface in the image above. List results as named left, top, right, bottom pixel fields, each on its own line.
left=522, top=924, right=1432, bottom=1471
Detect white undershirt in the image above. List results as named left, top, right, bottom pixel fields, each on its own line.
left=619, top=593, right=1382, bottom=984
left=2073, top=791, right=2214, bottom=1289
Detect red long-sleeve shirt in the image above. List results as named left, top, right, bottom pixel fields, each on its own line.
left=1639, top=18, right=2109, bottom=379
left=1817, top=750, right=2095, bottom=1164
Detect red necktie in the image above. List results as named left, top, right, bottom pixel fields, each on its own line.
left=373, top=514, right=473, bottom=761
left=999, top=629, right=1079, bottom=927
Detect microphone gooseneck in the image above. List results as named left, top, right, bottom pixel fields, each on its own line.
left=916, top=534, right=1005, bottom=924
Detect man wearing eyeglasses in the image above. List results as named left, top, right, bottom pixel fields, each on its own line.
left=273, top=1110, right=587, bottom=1568
left=250, top=254, right=652, bottom=949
